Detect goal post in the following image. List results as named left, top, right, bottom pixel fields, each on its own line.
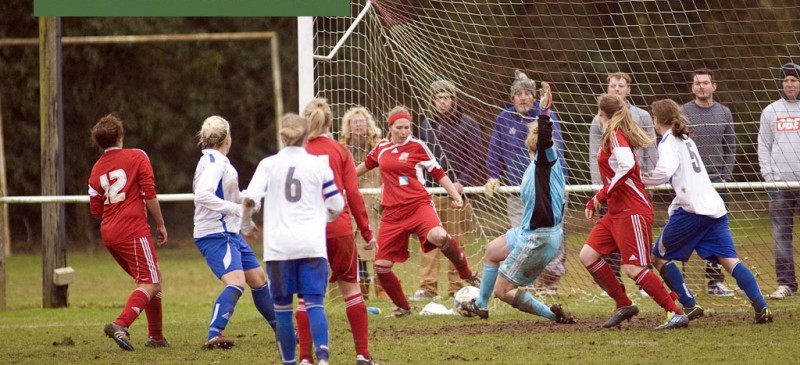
left=309, top=0, right=799, bottom=308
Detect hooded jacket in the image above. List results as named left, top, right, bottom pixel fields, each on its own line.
left=758, top=62, right=800, bottom=183
left=486, top=103, right=567, bottom=186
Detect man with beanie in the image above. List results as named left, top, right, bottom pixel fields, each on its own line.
left=413, top=80, right=484, bottom=301
left=485, top=70, right=568, bottom=295
left=588, top=72, right=658, bottom=298
left=758, top=62, right=800, bottom=300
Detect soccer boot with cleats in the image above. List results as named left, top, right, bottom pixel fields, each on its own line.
left=684, top=305, right=705, bottom=321
left=654, top=312, right=689, bottom=330
left=202, top=335, right=235, bottom=350
left=755, top=307, right=773, bottom=324
left=602, top=305, right=640, bottom=328
left=550, top=304, right=576, bottom=324
left=461, top=299, right=489, bottom=319
left=356, top=354, right=379, bottom=365
left=707, top=282, right=735, bottom=297
left=386, top=307, right=412, bottom=318
left=144, top=336, right=170, bottom=348
left=104, top=322, right=134, bottom=351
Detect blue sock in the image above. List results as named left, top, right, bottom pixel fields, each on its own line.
left=659, top=261, right=696, bottom=308
left=303, top=294, right=329, bottom=362
left=274, top=296, right=296, bottom=365
left=476, top=264, right=498, bottom=308
left=731, top=262, right=767, bottom=312
left=208, top=284, right=243, bottom=340
left=252, top=284, right=277, bottom=332
left=511, top=290, right=555, bottom=320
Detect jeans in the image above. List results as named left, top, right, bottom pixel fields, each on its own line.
left=769, top=189, right=800, bottom=291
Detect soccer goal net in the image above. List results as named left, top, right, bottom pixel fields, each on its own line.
left=311, top=1, right=799, bottom=310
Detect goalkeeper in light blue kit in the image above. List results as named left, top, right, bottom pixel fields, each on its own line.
left=644, top=99, right=772, bottom=324
left=462, top=84, right=575, bottom=323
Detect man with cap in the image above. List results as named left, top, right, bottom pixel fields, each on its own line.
left=412, top=80, right=485, bottom=301
left=485, top=70, right=568, bottom=295
left=758, top=62, right=800, bottom=300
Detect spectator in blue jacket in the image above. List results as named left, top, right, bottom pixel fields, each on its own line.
left=485, top=70, right=568, bottom=295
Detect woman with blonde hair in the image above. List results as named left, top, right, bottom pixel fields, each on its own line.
left=293, top=99, right=379, bottom=365
left=580, top=94, right=688, bottom=330
left=340, top=106, right=388, bottom=300
left=356, top=106, right=479, bottom=318
left=192, top=116, right=276, bottom=350
left=243, top=113, right=343, bottom=365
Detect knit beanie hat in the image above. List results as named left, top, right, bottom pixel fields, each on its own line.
left=431, top=80, right=456, bottom=96
left=510, top=70, right=537, bottom=98
left=779, top=62, right=800, bottom=100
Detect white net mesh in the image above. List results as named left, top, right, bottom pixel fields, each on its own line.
left=313, top=0, right=800, bottom=309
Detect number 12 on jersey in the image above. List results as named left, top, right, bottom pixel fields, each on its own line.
left=100, top=169, right=127, bottom=204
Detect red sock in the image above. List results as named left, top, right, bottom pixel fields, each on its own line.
left=669, top=290, right=679, bottom=301
left=586, top=258, right=632, bottom=308
left=116, top=288, right=150, bottom=328
left=439, top=235, right=472, bottom=279
left=635, top=269, right=683, bottom=314
left=295, top=300, right=314, bottom=362
left=144, top=291, right=163, bottom=340
left=344, top=293, right=370, bottom=359
left=375, top=264, right=410, bottom=310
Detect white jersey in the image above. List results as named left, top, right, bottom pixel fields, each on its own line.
left=245, top=147, right=343, bottom=261
left=642, top=130, right=726, bottom=218
left=193, top=149, right=243, bottom=238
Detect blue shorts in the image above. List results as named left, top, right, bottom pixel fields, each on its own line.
left=500, top=226, right=562, bottom=287
left=195, top=232, right=262, bottom=279
left=266, top=258, right=329, bottom=299
left=652, top=208, right=738, bottom=265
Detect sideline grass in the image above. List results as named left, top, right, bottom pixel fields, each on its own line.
left=1, top=245, right=798, bottom=364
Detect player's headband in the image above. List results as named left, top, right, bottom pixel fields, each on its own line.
left=387, top=112, right=412, bottom=127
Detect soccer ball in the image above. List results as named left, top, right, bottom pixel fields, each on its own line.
left=453, top=285, right=480, bottom=317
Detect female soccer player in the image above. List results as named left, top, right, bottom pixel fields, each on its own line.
left=89, top=114, right=168, bottom=351
left=644, top=99, right=772, bottom=324
left=580, top=93, right=688, bottom=330
left=355, top=106, right=479, bottom=318
left=340, top=106, right=387, bottom=300
left=192, top=116, right=276, bottom=350
left=244, top=113, right=344, bottom=365
left=460, top=90, right=575, bottom=324
left=294, top=99, right=378, bottom=365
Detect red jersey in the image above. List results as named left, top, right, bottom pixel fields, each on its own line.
left=364, top=136, right=446, bottom=209
left=306, top=135, right=374, bottom=241
left=595, top=129, right=652, bottom=216
left=88, top=148, right=157, bottom=244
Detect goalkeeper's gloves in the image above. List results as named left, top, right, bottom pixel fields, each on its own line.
left=484, top=178, right=500, bottom=199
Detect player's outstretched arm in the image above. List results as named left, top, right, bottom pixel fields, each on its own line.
left=437, top=175, right=463, bottom=208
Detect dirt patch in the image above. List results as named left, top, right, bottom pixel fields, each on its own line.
left=374, top=311, right=760, bottom=337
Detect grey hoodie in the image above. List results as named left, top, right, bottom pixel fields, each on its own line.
left=757, top=62, right=800, bottom=183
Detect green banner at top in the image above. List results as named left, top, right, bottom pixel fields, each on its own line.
left=34, top=0, right=350, bottom=17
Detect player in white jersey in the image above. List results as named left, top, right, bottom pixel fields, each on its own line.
left=192, top=116, right=276, bottom=350
left=643, top=99, right=772, bottom=324
left=243, top=113, right=344, bottom=365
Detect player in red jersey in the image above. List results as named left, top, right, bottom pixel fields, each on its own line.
left=88, top=114, right=169, bottom=351
left=580, top=94, right=688, bottom=330
left=355, top=106, right=479, bottom=318
left=294, top=98, right=378, bottom=365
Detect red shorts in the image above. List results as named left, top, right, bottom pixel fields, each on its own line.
left=376, top=202, right=442, bottom=263
left=586, top=213, right=653, bottom=266
left=105, top=235, right=161, bottom=284
left=326, top=235, right=359, bottom=283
